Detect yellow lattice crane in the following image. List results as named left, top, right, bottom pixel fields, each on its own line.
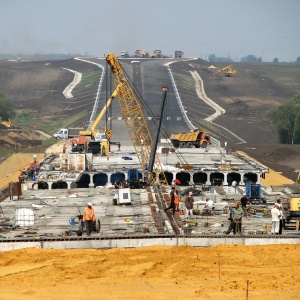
left=106, top=53, right=168, bottom=185
left=214, top=64, right=236, bottom=77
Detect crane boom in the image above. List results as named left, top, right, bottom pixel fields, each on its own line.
left=79, top=86, right=120, bottom=139
left=106, top=53, right=168, bottom=185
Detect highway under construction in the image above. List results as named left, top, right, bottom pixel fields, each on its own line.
left=0, top=55, right=299, bottom=251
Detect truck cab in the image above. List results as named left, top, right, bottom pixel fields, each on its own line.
left=53, top=128, right=68, bottom=139
left=94, top=132, right=108, bottom=142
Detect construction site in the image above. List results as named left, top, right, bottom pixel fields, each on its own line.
left=0, top=53, right=300, bottom=251
left=0, top=54, right=300, bottom=300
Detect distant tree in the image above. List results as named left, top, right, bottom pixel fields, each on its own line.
left=272, top=57, right=279, bottom=63
left=268, top=94, right=300, bottom=144
left=240, top=55, right=260, bottom=63
left=0, top=93, right=16, bottom=121
left=208, top=54, right=233, bottom=63
left=208, top=54, right=216, bottom=62
left=296, top=57, right=300, bottom=63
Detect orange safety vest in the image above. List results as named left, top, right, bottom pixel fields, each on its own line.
left=174, top=194, right=180, bottom=206
left=83, top=207, right=96, bottom=222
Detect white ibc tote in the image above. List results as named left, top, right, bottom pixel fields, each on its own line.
left=15, top=208, right=35, bottom=226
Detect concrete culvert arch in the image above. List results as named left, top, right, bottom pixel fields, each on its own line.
left=75, top=173, right=90, bottom=188
left=164, top=172, right=173, bottom=185
left=193, top=172, right=207, bottom=185
left=93, top=173, right=108, bottom=187
left=227, top=173, right=241, bottom=186
left=110, top=172, right=125, bottom=186
left=176, top=172, right=191, bottom=186
left=210, top=172, right=224, bottom=186
left=51, top=181, right=68, bottom=189
left=244, top=173, right=258, bottom=184
left=32, top=182, right=49, bottom=190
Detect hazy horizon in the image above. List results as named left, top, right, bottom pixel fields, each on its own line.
left=1, top=0, right=299, bottom=62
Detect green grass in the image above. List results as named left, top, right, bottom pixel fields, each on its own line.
left=39, top=110, right=89, bottom=134
left=258, top=63, right=300, bottom=94
left=74, top=69, right=101, bottom=91
left=16, top=111, right=33, bottom=124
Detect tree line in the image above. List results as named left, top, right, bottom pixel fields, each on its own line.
left=268, top=93, right=300, bottom=144
left=0, top=94, right=15, bottom=121
left=208, top=54, right=300, bottom=63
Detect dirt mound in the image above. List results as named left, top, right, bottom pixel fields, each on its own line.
left=0, top=245, right=299, bottom=300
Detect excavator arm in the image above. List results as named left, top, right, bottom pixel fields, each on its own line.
left=106, top=53, right=168, bottom=185
left=214, top=64, right=236, bottom=77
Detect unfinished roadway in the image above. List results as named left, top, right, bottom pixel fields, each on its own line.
left=0, top=56, right=299, bottom=251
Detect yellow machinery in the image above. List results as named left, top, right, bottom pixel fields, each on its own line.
left=151, top=50, right=164, bottom=58
left=0, top=117, right=11, bottom=128
left=214, top=64, right=236, bottom=77
left=79, top=87, right=121, bottom=156
left=106, top=53, right=168, bottom=185
left=141, top=50, right=149, bottom=58
left=289, top=198, right=300, bottom=214
left=170, top=130, right=211, bottom=148
left=80, top=88, right=119, bottom=140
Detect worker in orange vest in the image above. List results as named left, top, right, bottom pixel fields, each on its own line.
left=83, top=202, right=96, bottom=236
left=174, top=189, right=180, bottom=212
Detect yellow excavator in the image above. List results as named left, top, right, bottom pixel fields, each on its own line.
left=0, top=117, right=11, bottom=128
left=214, top=64, right=236, bottom=77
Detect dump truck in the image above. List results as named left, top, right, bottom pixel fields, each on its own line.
left=134, top=50, right=142, bottom=57
left=175, top=50, right=184, bottom=58
left=120, top=50, right=129, bottom=58
left=170, top=130, right=211, bottom=148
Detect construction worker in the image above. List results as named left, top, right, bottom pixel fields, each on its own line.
left=204, top=198, right=215, bottom=215
left=18, top=168, right=26, bottom=182
left=164, top=187, right=176, bottom=215
left=184, top=192, right=194, bottom=219
left=174, top=189, right=180, bottom=212
left=83, top=202, right=96, bottom=236
left=232, top=202, right=244, bottom=234
left=225, top=204, right=235, bottom=234
left=240, top=193, right=251, bottom=219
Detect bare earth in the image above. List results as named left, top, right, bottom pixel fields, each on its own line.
left=0, top=245, right=299, bottom=300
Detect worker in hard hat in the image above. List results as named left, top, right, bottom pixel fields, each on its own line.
left=83, top=202, right=96, bottom=236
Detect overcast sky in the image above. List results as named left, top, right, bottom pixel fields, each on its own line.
left=1, top=0, right=299, bottom=62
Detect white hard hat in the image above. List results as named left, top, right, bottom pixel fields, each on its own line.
left=87, top=202, right=92, bottom=206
